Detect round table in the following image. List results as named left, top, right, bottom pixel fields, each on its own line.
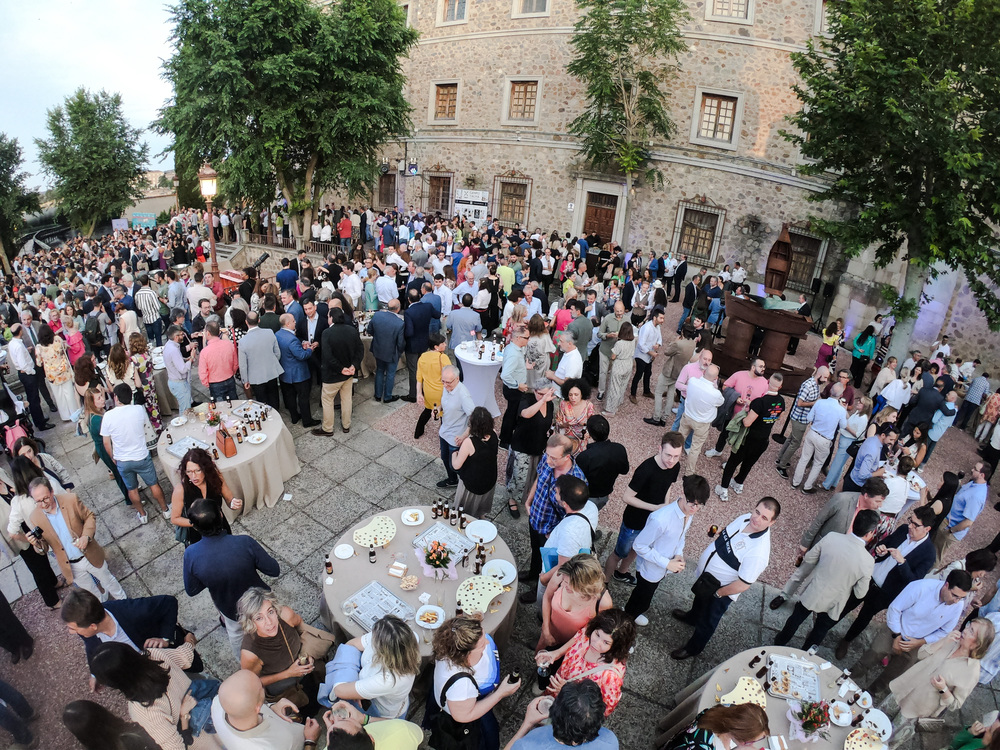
left=657, top=646, right=866, bottom=750
left=454, top=342, right=504, bottom=417
left=155, top=400, right=301, bottom=519
left=320, top=505, right=518, bottom=661
left=152, top=366, right=179, bottom=416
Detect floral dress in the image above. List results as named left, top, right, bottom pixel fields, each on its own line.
left=983, top=392, right=1000, bottom=425
left=548, top=628, right=625, bottom=716
left=131, top=353, right=163, bottom=433
left=558, top=399, right=595, bottom=455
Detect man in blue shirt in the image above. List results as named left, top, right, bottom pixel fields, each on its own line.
left=937, top=462, right=991, bottom=560
left=508, top=680, right=619, bottom=750
left=275, top=258, right=298, bottom=291
left=792, top=382, right=848, bottom=493
left=843, top=423, right=897, bottom=492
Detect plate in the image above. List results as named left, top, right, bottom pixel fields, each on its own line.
left=247, top=433, right=266, bottom=445
left=829, top=701, right=852, bottom=727
left=401, top=508, right=424, bottom=526
left=171, top=416, right=188, bottom=427
left=856, top=691, right=873, bottom=709
left=456, top=575, right=505, bottom=614
left=465, top=519, right=497, bottom=543
left=415, top=604, right=446, bottom=629
left=482, top=558, right=517, bottom=585
left=334, top=544, right=354, bottom=560
left=862, top=708, right=892, bottom=740
left=844, top=727, right=884, bottom=750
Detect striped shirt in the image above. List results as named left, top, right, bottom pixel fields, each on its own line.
left=790, top=377, right=820, bottom=423
left=529, top=458, right=586, bottom=536
left=134, top=287, right=161, bottom=325
left=128, top=643, right=194, bottom=750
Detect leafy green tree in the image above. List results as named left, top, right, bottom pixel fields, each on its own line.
left=567, top=0, right=688, bottom=249
left=174, top=151, right=205, bottom=212
left=157, top=174, right=172, bottom=189
left=35, top=88, right=149, bottom=237
left=0, top=134, right=41, bottom=272
left=156, top=0, right=418, bottom=247
left=785, top=0, right=1000, bottom=361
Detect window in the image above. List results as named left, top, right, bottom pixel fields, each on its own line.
left=498, top=182, right=528, bottom=225
left=706, top=0, right=755, bottom=24
left=398, top=2, right=411, bottom=26
left=439, top=0, right=466, bottom=24
left=512, top=0, right=548, bottom=17
left=427, top=175, right=452, bottom=214
left=690, top=87, right=744, bottom=151
left=435, top=83, right=457, bottom=120
left=378, top=174, right=396, bottom=208
left=787, top=229, right=825, bottom=289
left=669, top=201, right=726, bottom=264
left=814, top=0, right=832, bottom=34
left=502, top=78, right=542, bottom=126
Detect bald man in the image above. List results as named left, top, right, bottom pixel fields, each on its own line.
left=211, top=669, right=321, bottom=750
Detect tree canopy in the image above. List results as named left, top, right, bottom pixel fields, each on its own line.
left=785, top=0, right=1000, bottom=356
left=35, top=88, right=149, bottom=237
left=0, top=134, right=41, bottom=269
left=156, top=0, right=418, bottom=243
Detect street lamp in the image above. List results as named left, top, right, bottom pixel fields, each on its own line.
left=172, top=175, right=180, bottom=213
left=198, top=163, right=219, bottom=275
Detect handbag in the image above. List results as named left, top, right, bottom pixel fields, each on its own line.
left=691, top=569, right=722, bottom=600
left=426, top=673, right=481, bottom=750
left=216, top=427, right=237, bottom=458
left=173, top=503, right=190, bottom=546
left=846, top=440, right=862, bottom=459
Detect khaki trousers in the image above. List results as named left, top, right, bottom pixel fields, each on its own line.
left=321, top=379, right=353, bottom=432
left=679, top=413, right=711, bottom=475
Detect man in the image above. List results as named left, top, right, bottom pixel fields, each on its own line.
left=775, top=366, right=830, bottom=478
left=544, top=330, right=583, bottom=387
left=258, top=294, right=281, bottom=332
left=183, top=498, right=281, bottom=659
left=276, top=257, right=298, bottom=291
left=645, top=328, right=697, bottom=428
left=565, top=301, right=593, bottom=364
left=402, top=288, right=433, bottom=402
left=433, top=274, right=453, bottom=323
left=932, top=334, right=951, bottom=359
left=313, top=307, right=363, bottom=436
left=368, top=299, right=405, bottom=403
left=133, top=274, right=163, bottom=346
left=790, top=381, right=847, bottom=493
left=957, top=371, right=992, bottom=429
left=446, top=293, right=482, bottom=373
left=936, top=463, right=991, bottom=560
left=714, top=373, right=785, bottom=501
left=679, top=364, right=725, bottom=476
left=101, top=385, right=171, bottom=523
left=198, top=320, right=240, bottom=400
left=833, top=505, right=938, bottom=659
left=453, top=270, right=477, bottom=306
left=437, top=365, right=476, bottom=488
left=420, top=281, right=442, bottom=334
left=705, top=358, right=769, bottom=459
left=624, top=474, right=710, bottom=626
left=7, top=323, right=54, bottom=430
left=576, top=415, right=630, bottom=511
left=768, top=477, right=889, bottom=611
left=822, top=368, right=857, bottom=408
left=774, top=510, right=879, bottom=649
left=212, top=670, right=321, bottom=750
left=499, top=328, right=529, bottom=449
left=902, top=377, right=955, bottom=437
left=296, top=299, right=328, bottom=386
left=534, top=475, right=599, bottom=600
left=604, top=432, right=684, bottom=585
left=676, top=273, right=701, bottom=332
left=843, top=423, right=897, bottom=492
left=670, top=348, right=714, bottom=438
left=785, top=293, right=812, bottom=355
left=26, top=476, right=125, bottom=602
left=280, top=288, right=304, bottom=328
left=505, top=680, right=617, bottom=750
left=596, top=302, right=626, bottom=400
left=374, top=264, right=399, bottom=308
left=521, top=433, right=587, bottom=592
left=185, top=271, right=217, bottom=313
left=630, top=307, right=664, bottom=403
left=237, top=312, right=284, bottom=410
left=163, top=324, right=193, bottom=412
left=276, top=313, right=317, bottom=427
left=671, top=255, right=688, bottom=303
left=338, top=263, right=363, bottom=310
left=520, top=283, right=543, bottom=319
left=671, top=498, right=780, bottom=659
left=190, top=297, right=215, bottom=352
left=323, top=700, right=424, bottom=750
left=851, top=571, right=971, bottom=696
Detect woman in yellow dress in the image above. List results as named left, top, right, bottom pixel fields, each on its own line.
left=414, top=333, right=451, bottom=439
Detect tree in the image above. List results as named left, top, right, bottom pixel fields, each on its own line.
left=35, top=88, right=149, bottom=237
left=567, top=0, right=688, bottom=249
left=174, top=150, right=205, bottom=212
left=0, top=134, right=41, bottom=272
left=157, top=174, right=172, bottom=189
left=156, top=0, right=418, bottom=247
left=784, top=0, right=1000, bottom=363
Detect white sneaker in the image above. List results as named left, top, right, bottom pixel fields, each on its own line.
left=714, top=484, right=729, bottom=501
left=671, top=407, right=679, bottom=414
left=634, top=614, right=649, bottom=626
left=162, top=510, right=171, bottom=520
left=732, top=481, right=744, bottom=495
left=137, top=512, right=148, bottom=524
left=705, top=448, right=722, bottom=458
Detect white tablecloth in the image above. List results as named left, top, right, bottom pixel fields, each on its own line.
left=454, top=342, right=504, bottom=417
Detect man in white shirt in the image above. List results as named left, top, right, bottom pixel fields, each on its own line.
left=6, top=323, right=53, bottom=431
left=433, top=275, right=453, bottom=322
left=453, top=270, right=477, bottom=306
left=338, top=264, right=363, bottom=309
left=624, top=474, right=710, bottom=626
left=678, top=365, right=725, bottom=476
left=730, top=262, right=747, bottom=286
left=212, top=670, right=320, bottom=750
left=545, top=331, right=583, bottom=386
left=535, top=475, right=599, bottom=599
left=932, top=336, right=951, bottom=359
left=374, top=265, right=399, bottom=308
left=629, top=307, right=664, bottom=403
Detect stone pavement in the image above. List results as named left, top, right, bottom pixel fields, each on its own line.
left=3, top=374, right=996, bottom=750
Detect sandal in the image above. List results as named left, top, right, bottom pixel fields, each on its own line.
left=507, top=500, right=521, bottom=519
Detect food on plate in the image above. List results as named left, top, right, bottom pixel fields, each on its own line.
left=407, top=511, right=421, bottom=523
left=419, top=610, right=440, bottom=624
left=399, top=575, right=419, bottom=591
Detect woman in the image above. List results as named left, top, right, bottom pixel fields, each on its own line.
left=822, top=396, right=872, bottom=490
left=107, top=343, right=139, bottom=397
left=556, top=378, right=595, bottom=455
left=535, top=609, right=635, bottom=716
left=928, top=471, right=963, bottom=544
left=169, top=448, right=242, bottom=546
left=35, top=323, right=79, bottom=421
left=0, top=462, right=61, bottom=612
left=945, top=719, right=1000, bottom=750
left=363, top=270, right=379, bottom=313
left=816, top=321, right=840, bottom=369
left=851, top=325, right=877, bottom=388
left=73, top=353, right=110, bottom=404
left=330, top=614, right=420, bottom=718
left=482, top=264, right=502, bottom=333
left=550, top=290, right=576, bottom=335
left=83, top=388, right=131, bottom=506
left=452, top=406, right=499, bottom=519
left=896, top=422, right=930, bottom=469
left=237, top=588, right=331, bottom=715
left=62, top=699, right=162, bottom=750
left=91, top=639, right=220, bottom=750
left=414, top=333, right=451, bottom=440
left=502, top=304, right=526, bottom=344
left=228, top=307, right=249, bottom=345
left=426, top=614, right=520, bottom=750
left=473, top=279, right=494, bottom=332
left=879, top=366, right=912, bottom=416
left=602, top=323, right=635, bottom=417
left=63, top=315, right=87, bottom=365
left=884, top=619, right=995, bottom=748
left=539, top=554, right=614, bottom=652
left=129, top=333, right=163, bottom=434
left=655, top=703, right=769, bottom=750
left=977, top=388, right=1000, bottom=442
left=14, top=436, right=73, bottom=491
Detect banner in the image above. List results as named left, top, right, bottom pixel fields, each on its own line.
left=111, top=218, right=129, bottom=231
left=453, top=189, right=489, bottom=225
left=131, top=213, right=158, bottom=229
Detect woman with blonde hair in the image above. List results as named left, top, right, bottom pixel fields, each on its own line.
left=503, top=303, right=527, bottom=344
left=822, top=395, right=873, bottom=491
left=128, top=332, right=162, bottom=433
left=539, top=554, right=614, bottom=652
left=525, top=314, right=556, bottom=390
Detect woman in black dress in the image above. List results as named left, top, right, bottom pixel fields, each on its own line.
left=168, top=448, right=243, bottom=546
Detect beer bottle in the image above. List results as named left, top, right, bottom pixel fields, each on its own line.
left=324, top=557, right=333, bottom=575
left=369, top=544, right=376, bottom=564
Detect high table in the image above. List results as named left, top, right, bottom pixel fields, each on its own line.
left=656, top=646, right=868, bottom=750
left=454, top=341, right=504, bottom=417
left=155, top=401, right=301, bottom=520
left=320, top=505, right=518, bottom=661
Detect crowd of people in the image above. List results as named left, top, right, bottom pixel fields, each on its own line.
left=0, top=206, right=998, bottom=750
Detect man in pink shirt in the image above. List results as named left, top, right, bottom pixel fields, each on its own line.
left=198, top=321, right=240, bottom=400
left=705, top=358, right=769, bottom=458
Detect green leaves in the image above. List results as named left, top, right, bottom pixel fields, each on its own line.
left=0, top=134, right=41, bottom=263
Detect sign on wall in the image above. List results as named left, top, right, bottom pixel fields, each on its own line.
left=454, top=189, right=489, bottom=225
left=111, top=219, right=129, bottom=231
left=131, top=213, right=158, bottom=229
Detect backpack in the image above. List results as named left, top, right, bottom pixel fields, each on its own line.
left=84, top=316, right=103, bottom=348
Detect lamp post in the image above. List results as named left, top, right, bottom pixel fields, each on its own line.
left=198, top=163, right=219, bottom=275
left=172, top=176, right=180, bottom=214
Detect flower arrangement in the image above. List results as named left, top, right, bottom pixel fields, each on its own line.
left=787, top=700, right=830, bottom=742
left=423, top=540, right=452, bottom=569
left=206, top=411, right=222, bottom=427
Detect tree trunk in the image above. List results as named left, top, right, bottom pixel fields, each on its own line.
left=620, top=173, right=634, bottom=252
left=886, top=262, right=931, bottom=366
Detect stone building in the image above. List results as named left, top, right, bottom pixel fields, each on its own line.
left=320, top=0, right=1000, bottom=370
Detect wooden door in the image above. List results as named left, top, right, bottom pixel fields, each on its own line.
left=583, top=192, right=617, bottom=242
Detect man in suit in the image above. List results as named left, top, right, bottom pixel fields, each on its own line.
left=297, top=299, right=328, bottom=386
left=768, top=477, right=889, bottom=611
left=237, top=312, right=284, bottom=410
left=676, top=273, right=701, bottom=333
left=671, top=254, right=688, bottom=302
left=276, top=314, right=317, bottom=427
left=401, top=288, right=432, bottom=403
left=313, top=307, right=363, bottom=436
left=786, top=293, right=813, bottom=355
left=774, top=510, right=879, bottom=649
left=901, top=377, right=955, bottom=437
left=645, top=328, right=697, bottom=427
left=368, top=299, right=405, bottom=403
left=17, top=310, right=58, bottom=414
left=833, top=504, right=939, bottom=659
left=26, top=477, right=125, bottom=602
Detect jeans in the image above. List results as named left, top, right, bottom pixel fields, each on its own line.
left=676, top=306, right=692, bottom=332
left=187, top=677, right=221, bottom=736
left=374, top=358, right=398, bottom=401
left=439, top=438, right=459, bottom=483
left=117, top=455, right=159, bottom=491
left=613, top=522, right=643, bottom=558
left=146, top=318, right=164, bottom=347
left=168, top=379, right=192, bottom=413
left=281, top=378, right=314, bottom=424
left=209, top=377, right=239, bottom=401
left=682, top=592, right=732, bottom=654
left=823, top=440, right=853, bottom=490
left=671, top=398, right=693, bottom=450
left=221, top=613, right=245, bottom=661
left=0, top=680, right=32, bottom=744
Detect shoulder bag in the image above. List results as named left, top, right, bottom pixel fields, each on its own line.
left=426, top=672, right=481, bottom=750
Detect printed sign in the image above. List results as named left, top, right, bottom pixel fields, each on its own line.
left=453, top=189, right=489, bottom=224
left=111, top=218, right=129, bottom=231
left=131, top=213, right=157, bottom=229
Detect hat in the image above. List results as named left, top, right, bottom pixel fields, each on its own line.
left=652, top=280, right=663, bottom=288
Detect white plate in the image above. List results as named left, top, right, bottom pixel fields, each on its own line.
left=856, top=691, right=873, bottom=709
left=171, top=416, right=188, bottom=427
left=334, top=544, right=354, bottom=560
left=465, top=519, right=497, bottom=543
left=482, top=558, right=516, bottom=585
left=862, top=708, right=892, bottom=740
left=415, top=604, right=446, bottom=629
left=829, top=701, right=852, bottom=727
left=401, top=508, right=424, bottom=526
left=247, top=433, right=266, bottom=445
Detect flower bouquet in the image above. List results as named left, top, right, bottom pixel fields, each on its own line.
left=420, top=540, right=457, bottom=581
left=786, top=700, right=830, bottom=743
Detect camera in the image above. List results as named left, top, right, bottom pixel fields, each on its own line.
left=29, top=526, right=43, bottom=542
